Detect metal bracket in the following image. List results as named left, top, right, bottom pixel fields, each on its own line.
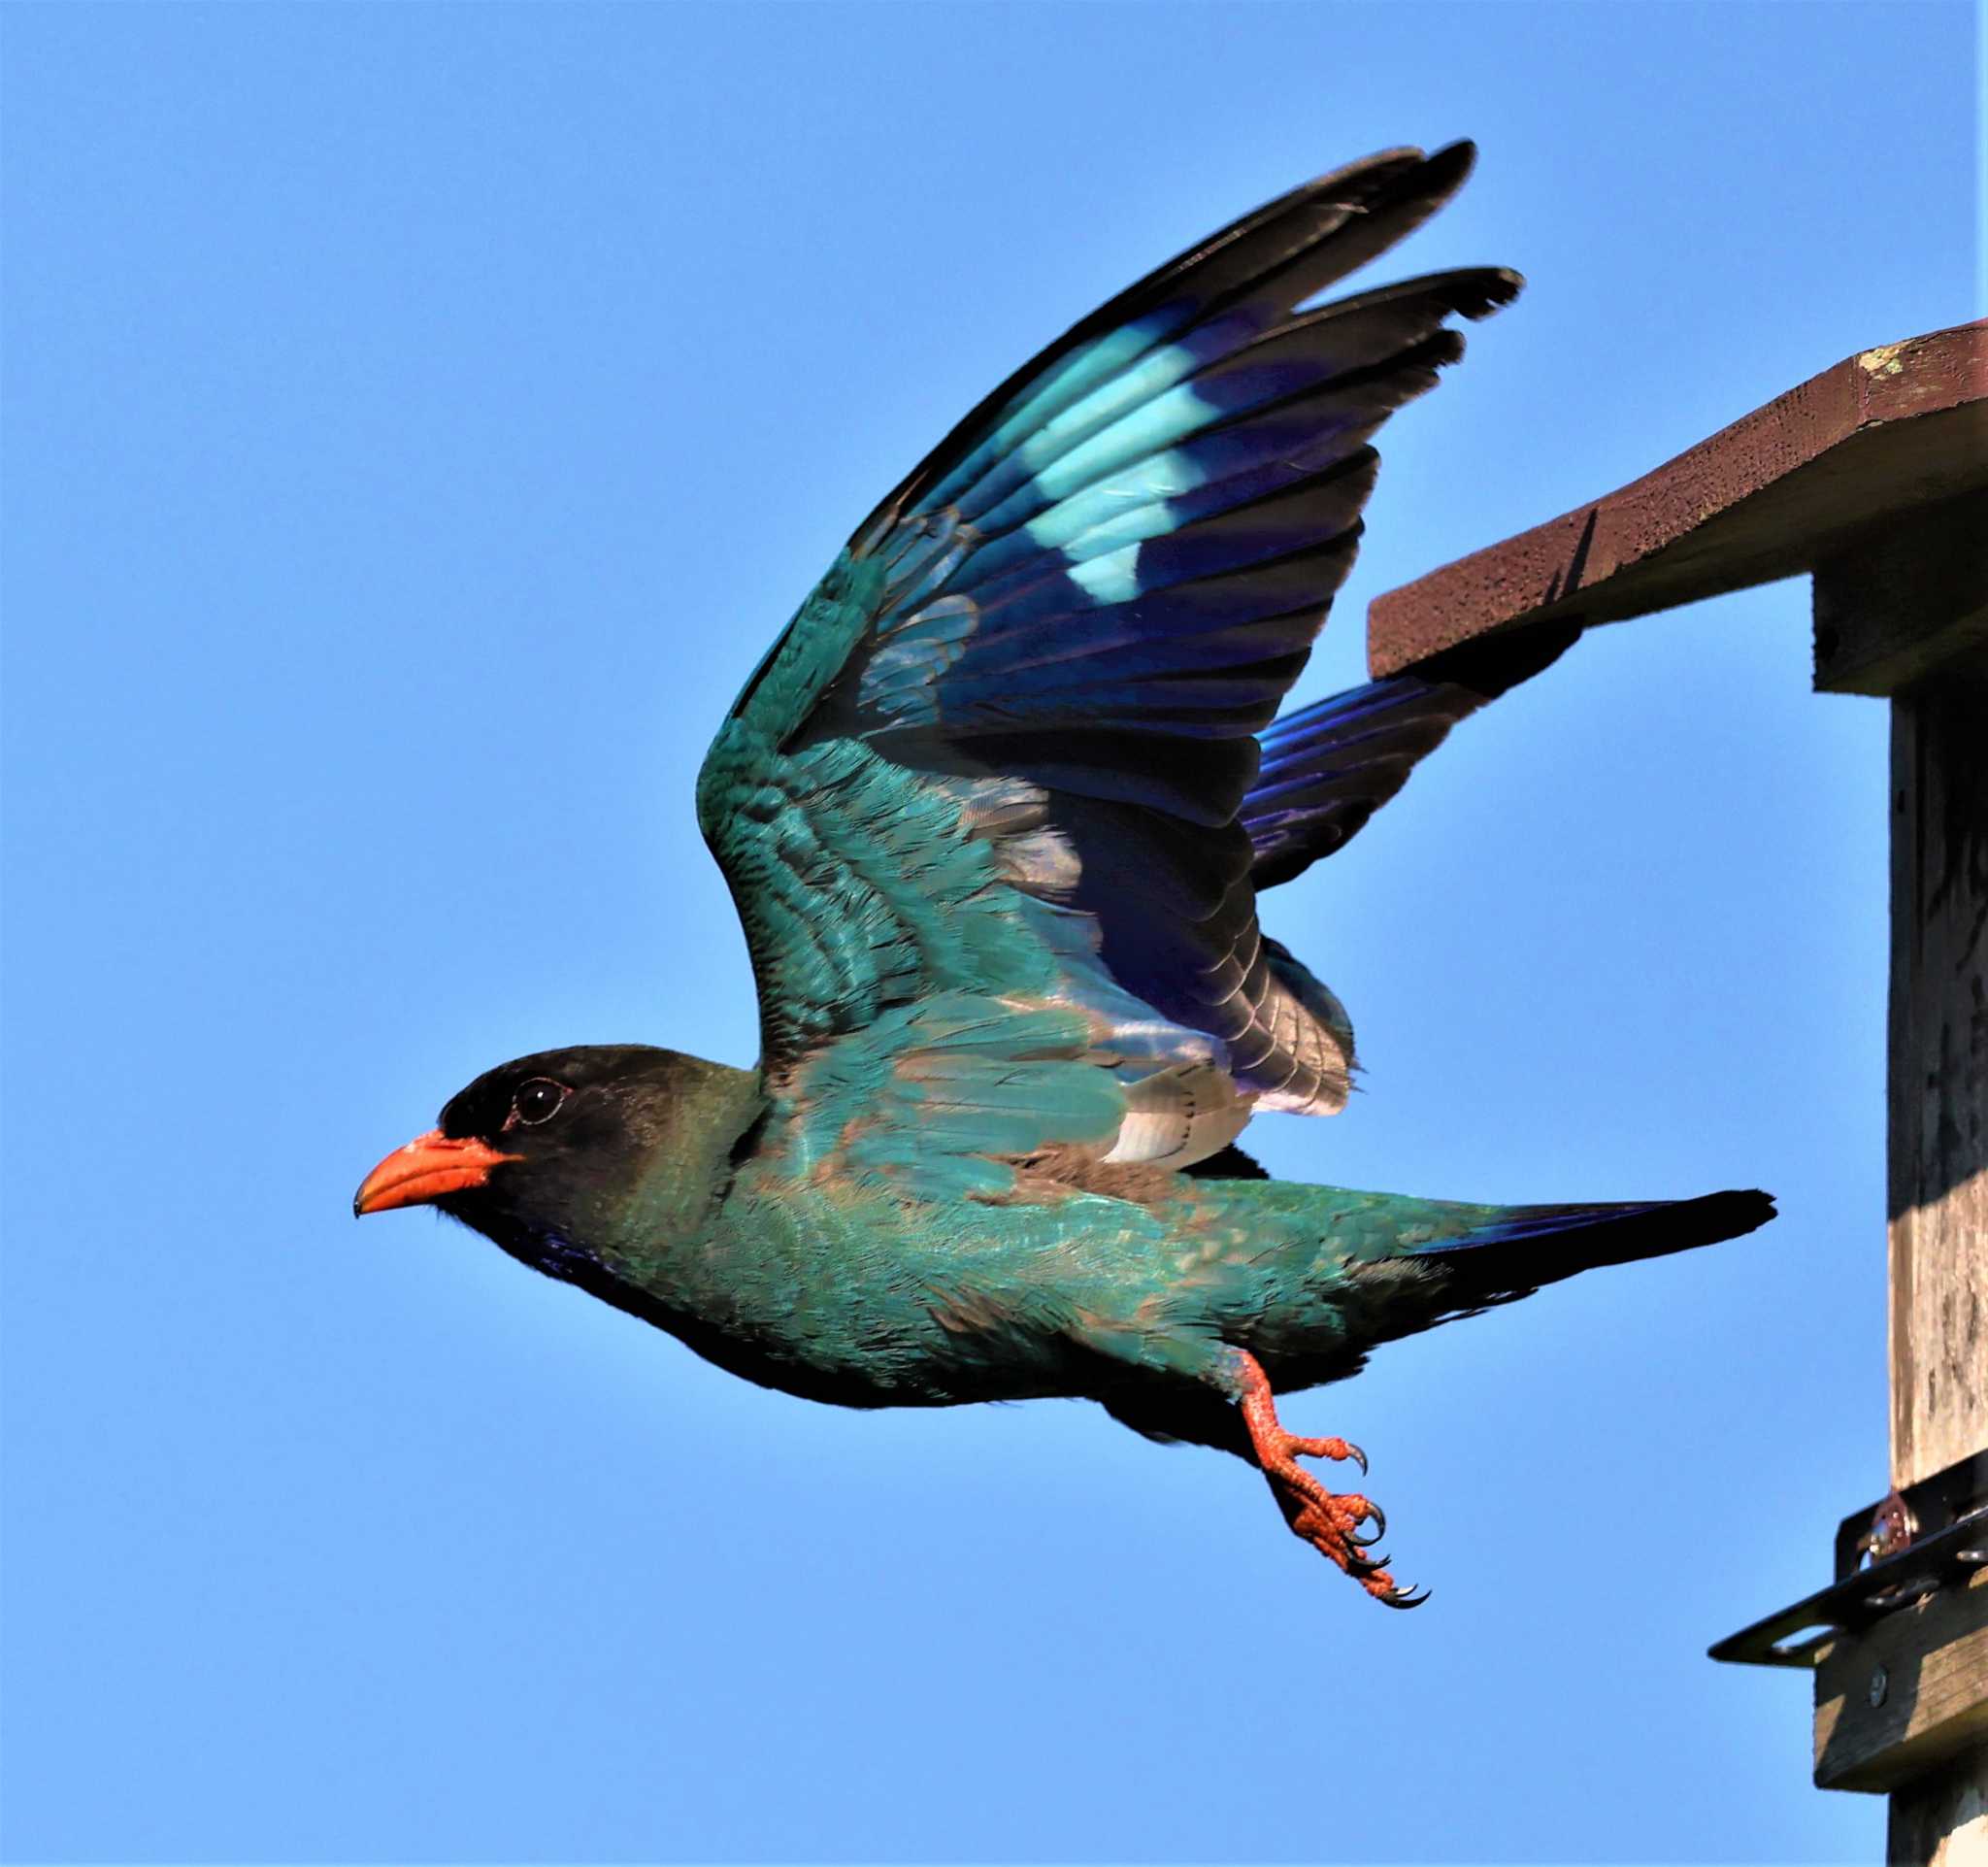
left=1710, top=1451, right=1988, bottom=1668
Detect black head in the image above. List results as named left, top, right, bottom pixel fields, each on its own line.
left=354, top=1045, right=699, bottom=1262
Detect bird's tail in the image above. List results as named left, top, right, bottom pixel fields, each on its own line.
left=1180, top=1172, right=1775, bottom=1374
left=1342, top=1185, right=1774, bottom=1378
left=1397, top=1188, right=1776, bottom=1296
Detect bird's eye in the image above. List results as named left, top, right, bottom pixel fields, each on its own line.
left=511, top=1079, right=569, bottom=1127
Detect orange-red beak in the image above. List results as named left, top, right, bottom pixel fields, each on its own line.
left=353, top=1129, right=521, bottom=1217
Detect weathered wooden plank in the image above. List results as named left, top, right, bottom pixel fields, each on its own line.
left=1882, top=640, right=1988, bottom=1862
left=1887, top=665, right=1988, bottom=1491
left=1814, top=1570, right=1988, bottom=1794
left=1366, top=322, right=1986, bottom=678
left=1815, top=492, right=1988, bottom=696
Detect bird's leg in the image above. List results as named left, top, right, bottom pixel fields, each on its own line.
left=1227, top=1350, right=1426, bottom=1608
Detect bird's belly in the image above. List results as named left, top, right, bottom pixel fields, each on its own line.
left=578, top=1187, right=1122, bottom=1411
left=547, top=1244, right=1066, bottom=1414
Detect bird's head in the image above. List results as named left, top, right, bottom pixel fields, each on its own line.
left=353, top=1045, right=700, bottom=1261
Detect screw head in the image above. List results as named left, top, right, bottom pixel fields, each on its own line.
left=1868, top=1665, right=1889, bottom=1709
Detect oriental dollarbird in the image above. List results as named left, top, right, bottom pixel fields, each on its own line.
left=356, top=144, right=1773, bottom=1606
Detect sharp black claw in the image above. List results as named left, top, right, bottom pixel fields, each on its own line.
left=1346, top=1501, right=1387, bottom=1547
left=1344, top=1441, right=1368, bottom=1476
left=1378, top=1583, right=1430, bottom=1610
left=1348, top=1550, right=1390, bottom=1578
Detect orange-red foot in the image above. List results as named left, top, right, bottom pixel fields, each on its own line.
left=1230, top=1350, right=1427, bottom=1609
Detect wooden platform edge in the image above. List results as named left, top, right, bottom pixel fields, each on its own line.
left=1367, top=322, right=1987, bottom=679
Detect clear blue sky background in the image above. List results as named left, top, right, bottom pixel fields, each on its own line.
left=3, top=4, right=1977, bottom=1861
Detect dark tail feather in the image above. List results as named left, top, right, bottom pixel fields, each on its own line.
left=1403, top=1188, right=1776, bottom=1306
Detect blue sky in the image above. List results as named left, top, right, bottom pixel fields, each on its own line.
left=3, top=3, right=1976, bottom=1861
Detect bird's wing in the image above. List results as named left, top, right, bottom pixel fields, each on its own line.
left=697, top=144, right=1515, bottom=1196
left=1242, top=622, right=1579, bottom=890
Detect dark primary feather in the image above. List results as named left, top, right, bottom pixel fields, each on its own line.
left=1244, top=622, right=1582, bottom=890
left=856, top=142, right=1492, bottom=547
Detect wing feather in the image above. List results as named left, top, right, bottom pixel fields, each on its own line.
left=698, top=145, right=1518, bottom=1199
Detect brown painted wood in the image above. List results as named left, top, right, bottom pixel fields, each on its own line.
left=1366, top=322, right=1986, bottom=679
left=1814, top=1570, right=1988, bottom=1795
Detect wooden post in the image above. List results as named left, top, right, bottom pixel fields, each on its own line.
left=1849, top=583, right=1988, bottom=1855
left=1814, top=486, right=1988, bottom=1854
left=1882, top=667, right=1988, bottom=1498
left=1367, top=322, right=1988, bottom=1864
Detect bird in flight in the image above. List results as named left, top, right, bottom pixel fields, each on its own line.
left=356, top=143, right=1772, bottom=1606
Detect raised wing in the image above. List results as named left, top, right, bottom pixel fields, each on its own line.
left=698, top=144, right=1516, bottom=1197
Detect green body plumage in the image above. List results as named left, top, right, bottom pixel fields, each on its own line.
left=438, top=1048, right=1763, bottom=1460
